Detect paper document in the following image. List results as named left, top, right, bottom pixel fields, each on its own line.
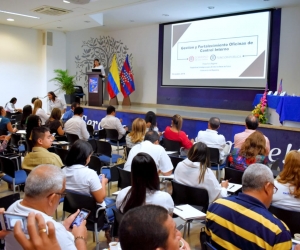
left=220, top=182, right=242, bottom=193
left=173, top=204, right=206, bottom=220
left=16, top=130, right=26, bottom=134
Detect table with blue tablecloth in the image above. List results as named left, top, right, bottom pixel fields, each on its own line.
left=253, top=94, right=300, bottom=127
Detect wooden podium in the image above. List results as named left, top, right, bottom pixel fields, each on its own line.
left=86, top=72, right=104, bottom=106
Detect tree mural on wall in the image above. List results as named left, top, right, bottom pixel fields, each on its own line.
left=75, top=36, right=133, bottom=89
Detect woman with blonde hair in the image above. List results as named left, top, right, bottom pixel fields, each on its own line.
left=163, top=114, right=194, bottom=150
left=45, top=108, right=64, bottom=135
left=126, top=118, right=146, bottom=148
left=174, top=142, right=228, bottom=203
left=32, top=99, right=49, bottom=125
left=229, top=131, right=268, bottom=171
left=272, top=151, right=300, bottom=211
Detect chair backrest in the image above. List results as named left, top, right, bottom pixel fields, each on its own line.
left=171, top=180, right=209, bottom=212
left=88, top=139, right=97, bottom=153
left=63, top=190, right=106, bottom=230
left=95, top=140, right=112, bottom=158
left=86, top=125, right=94, bottom=137
left=169, top=155, right=184, bottom=169
left=208, top=147, right=219, bottom=166
left=125, top=146, right=131, bottom=159
left=270, top=159, right=280, bottom=170
left=105, top=129, right=119, bottom=141
left=117, top=168, right=132, bottom=189
left=93, top=129, right=106, bottom=140
left=89, top=155, right=103, bottom=175
left=10, top=118, right=16, bottom=125
left=66, top=133, right=79, bottom=146
left=110, top=162, right=124, bottom=182
left=0, top=156, right=17, bottom=177
left=268, top=205, right=300, bottom=236
left=26, top=138, right=34, bottom=153
left=224, top=167, right=244, bottom=185
left=11, top=114, right=22, bottom=123
left=10, top=134, right=21, bottom=148
left=112, top=208, right=124, bottom=238
left=74, top=85, right=84, bottom=94
left=0, top=193, right=20, bottom=210
left=54, top=147, right=69, bottom=165
left=55, top=135, right=68, bottom=141
left=163, top=138, right=182, bottom=153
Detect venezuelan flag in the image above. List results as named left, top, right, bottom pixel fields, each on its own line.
left=107, top=54, right=121, bottom=98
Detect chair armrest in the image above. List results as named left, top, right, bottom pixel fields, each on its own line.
left=95, top=206, right=106, bottom=219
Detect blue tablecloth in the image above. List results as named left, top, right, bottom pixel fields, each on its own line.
left=253, top=94, right=300, bottom=123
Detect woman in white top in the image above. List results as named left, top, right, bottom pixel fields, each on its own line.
left=93, top=59, right=106, bottom=77
left=174, top=142, right=228, bottom=203
left=5, top=97, right=22, bottom=114
left=116, top=152, right=174, bottom=213
left=125, top=118, right=146, bottom=148
left=272, top=150, right=300, bottom=212
left=32, top=99, right=49, bottom=125
left=47, top=91, right=66, bottom=114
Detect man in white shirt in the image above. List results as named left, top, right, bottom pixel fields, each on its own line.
left=5, top=164, right=88, bottom=250
left=100, top=106, right=128, bottom=142
left=195, top=117, right=226, bottom=162
left=124, top=131, right=173, bottom=176
left=64, top=107, right=90, bottom=141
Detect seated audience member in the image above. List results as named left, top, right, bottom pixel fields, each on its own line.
left=272, top=150, right=300, bottom=211
left=234, top=114, right=270, bottom=152
left=206, top=163, right=292, bottom=249
left=100, top=105, right=128, bottom=142
left=63, top=139, right=113, bottom=243
left=33, top=99, right=49, bottom=125
left=31, top=97, right=38, bottom=109
left=174, top=142, right=228, bottom=203
left=164, top=114, right=194, bottom=150
left=0, top=134, right=11, bottom=153
left=20, top=105, right=32, bottom=129
left=61, top=102, right=79, bottom=124
left=119, top=205, right=190, bottom=250
left=5, top=164, right=88, bottom=250
left=22, top=127, right=63, bottom=171
left=229, top=131, right=268, bottom=171
left=64, top=107, right=89, bottom=141
left=45, top=108, right=64, bottom=136
left=117, top=153, right=174, bottom=213
left=145, top=111, right=160, bottom=133
left=126, top=118, right=146, bottom=148
left=0, top=106, right=17, bottom=134
left=25, top=115, right=41, bottom=152
left=48, top=91, right=66, bottom=114
left=5, top=97, right=22, bottom=114
left=195, top=117, right=226, bottom=162
left=124, top=131, right=173, bottom=176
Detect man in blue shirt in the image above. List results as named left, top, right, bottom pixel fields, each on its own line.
left=206, top=163, right=292, bottom=250
left=61, top=102, right=79, bottom=124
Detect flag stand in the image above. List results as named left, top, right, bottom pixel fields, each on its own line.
left=122, top=96, right=131, bottom=106
left=109, top=97, right=119, bottom=106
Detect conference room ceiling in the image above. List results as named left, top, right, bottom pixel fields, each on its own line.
left=1, top=0, right=300, bottom=32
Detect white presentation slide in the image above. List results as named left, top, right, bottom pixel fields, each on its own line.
left=162, top=11, right=271, bottom=88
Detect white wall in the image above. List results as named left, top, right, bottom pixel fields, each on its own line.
left=0, top=24, right=44, bottom=109
left=107, top=24, right=159, bottom=104
left=278, top=6, right=300, bottom=95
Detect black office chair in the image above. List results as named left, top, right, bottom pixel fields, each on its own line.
left=224, top=167, right=244, bottom=184
left=208, top=147, right=225, bottom=181
left=169, top=155, right=184, bottom=170
left=62, top=190, right=108, bottom=250
left=268, top=205, right=300, bottom=236
left=88, top=155, right=103, bottom=175
left=171, top=180, right=209, bottom=238
left=55, top=135, right=68, bottom=141
left=66, top=133, right=79, bottom=146
left=105, top=129, right=126, bottom=154
left=93, top=129, right=106, bottom=140
left=95, top=140, right=122, bottom=166
left=112, top=208, right=124, bottom=239
left=163, top=138, right=182, bottom=153
left=87, top=124, right=94, bottom=138
left=74, top=85, right=87, bottom=105
left=54, top=147, right=69, bottom=165
left=11, top=114, right=22, bottom=123
left=117, top=167, right=132, bottom=189
left=88, top=139, right=98, bottom=153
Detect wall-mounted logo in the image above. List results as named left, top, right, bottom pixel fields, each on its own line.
left=210, top=54, right=216, bottom=61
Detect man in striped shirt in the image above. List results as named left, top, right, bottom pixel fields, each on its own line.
left=205, top=163, right=292, bottom=250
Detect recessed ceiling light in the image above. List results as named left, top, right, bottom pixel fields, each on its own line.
left=63, top=0, right=71, bottom=3
left=0, top=10, right=40, bottom=19
left=162, top=14, right=169, bottom=16
left=208, top=6, right=214, bottom=9
left=7, top=18, right=14, bottom=21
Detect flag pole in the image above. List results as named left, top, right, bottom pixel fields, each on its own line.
left=109, top=96, right=119, bottom=105
left=122, top=96, right=131, bottom=106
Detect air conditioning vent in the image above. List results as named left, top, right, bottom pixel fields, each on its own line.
left=32, top=6, right=72, bottom=16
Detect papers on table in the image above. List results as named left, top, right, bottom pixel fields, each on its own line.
left=52, top=141, right=69, bottom=145
left=220, top=182, right=242, bottom=193
left=173, top=204, right=206, bottom=220
left=16, top=130, right=26, bottom=134
left=166, top=151, right=178, bottom=155
left=159, top=174, right=174, bottom=179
